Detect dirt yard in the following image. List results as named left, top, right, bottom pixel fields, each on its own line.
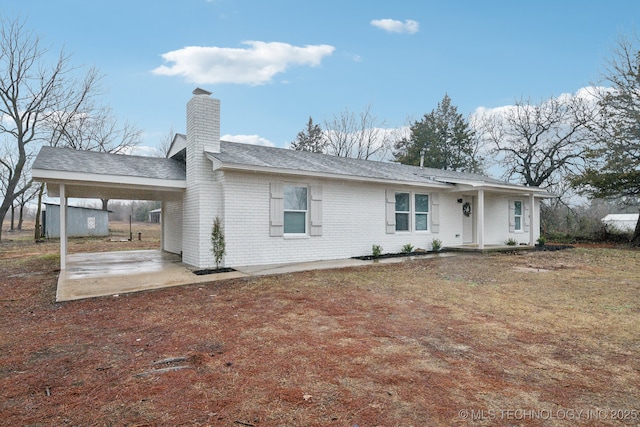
left=1, top=225, right=639, bottom=426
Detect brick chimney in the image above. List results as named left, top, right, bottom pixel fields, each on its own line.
left=182, top=88, right=222, bottom=268
left=187, top=88, right=220, bottom=154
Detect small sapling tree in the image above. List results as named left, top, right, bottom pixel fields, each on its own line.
left=211, top=216, right=226, bottom=269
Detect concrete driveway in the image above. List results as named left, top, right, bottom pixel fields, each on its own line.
left=56, top=250, right=246, bottom=301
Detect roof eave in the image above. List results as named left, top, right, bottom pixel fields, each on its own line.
left=32, top=168, right=187, bottom=191
left=438, top=178, right=555, bottom=196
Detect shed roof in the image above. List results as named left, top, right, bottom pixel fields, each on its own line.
left=602, top=213, right=640, bottom=222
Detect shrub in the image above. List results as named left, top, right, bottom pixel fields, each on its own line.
left=401, top=243, right=414, bottom=254
left=372, top=244, right=383, bottom=258
left=536, top=236, right=546, bottom=246
left=211, top=216, right=226, bottom=269
left=505, top=238, right=518, bottom=246
left=431, top=238, right=442, bottom=252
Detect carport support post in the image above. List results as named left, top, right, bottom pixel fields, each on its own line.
left=60, top=184, right=67, bottom=270
left=476, top=188, right=485, bottom=249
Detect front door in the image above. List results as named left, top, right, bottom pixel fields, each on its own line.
left=462, top=197, right=474, bottom=244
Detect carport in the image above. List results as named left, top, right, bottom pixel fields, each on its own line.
left=32, top=146, right=188, bottom=270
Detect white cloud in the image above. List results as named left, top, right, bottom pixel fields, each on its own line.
left=125, top=145, right=162, bottom=157
left=471, top=86, right=607, bottom=120
left=371, top=19, right=419, bottom=34
left=152, top=41, right=335, bottom=85
left=222, top=134, right=275, bottom=147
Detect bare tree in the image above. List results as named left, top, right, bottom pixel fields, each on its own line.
left=324, top=105, right=393, bottom=160
left=14, top=176, right=40, bottom=231
left=153, top=126, right=179, bottom=158
left=0, top=15, right=105, bottom=241
left=48, top=103, right=142, bottom=211
left=478, top=94, right=598, bottom=199
left=56, top=105, right=140, bottom=154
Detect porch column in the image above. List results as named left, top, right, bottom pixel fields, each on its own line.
left=160, top=201, right=165, bottom=252
left=477, top=188, right=485, bottom=249
left=529, top=192, right=536, bottom=246
left=60, top=184, right=67, bottom=270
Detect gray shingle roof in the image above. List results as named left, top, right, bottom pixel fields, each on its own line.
left=210, top=140, right=510, bottom=186
left=33, top=146, right=186, bottom=181
left=33, top=142, right=520, bottom=189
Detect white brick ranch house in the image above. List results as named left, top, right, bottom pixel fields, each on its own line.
left=33, top=88, right=552, bottom=271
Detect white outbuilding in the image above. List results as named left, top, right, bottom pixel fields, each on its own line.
left=601, top=213, right=639, bottom=233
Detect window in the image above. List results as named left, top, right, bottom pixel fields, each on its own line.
left=513, top=200, right=523, bottom=232
left=415, top=194, right=429, bottom=231
left=270, top=182, right=322, bottom=237
left=395, top=192, right=410, bottom=231
left=395, top=192, right=429, bottom=232
left=387, top=190, right=438, bottom=234
left=284, top=185, right=308, bottom=234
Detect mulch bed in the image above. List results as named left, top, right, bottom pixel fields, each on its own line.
left=535, top=244, right=575, bottom=251
left=352, top=250, right=437, bottom=261
left=193, top=267, right=236, bottom=275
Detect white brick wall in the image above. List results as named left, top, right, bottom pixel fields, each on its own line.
left=220, top=171, right=472, bottom=267
left=176, top=169, right=541, bottom=268
left=162, top=200, right=182, bottom=254
left=182, top=179, right=222, bottom=268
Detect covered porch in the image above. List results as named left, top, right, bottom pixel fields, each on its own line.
left=445, top=181, right=553, bottom=249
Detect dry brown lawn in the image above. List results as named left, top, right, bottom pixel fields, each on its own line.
left=1, top=223, right=639, bottom=426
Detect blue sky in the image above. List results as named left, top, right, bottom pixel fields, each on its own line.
left=6, top=0, right=640, bottom=153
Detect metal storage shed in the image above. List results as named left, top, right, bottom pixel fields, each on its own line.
left=42, top=203, right=109, bottom=238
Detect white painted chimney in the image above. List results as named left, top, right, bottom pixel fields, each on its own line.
left=186, top=88, right=220, bottom=154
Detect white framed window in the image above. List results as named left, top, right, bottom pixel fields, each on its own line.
left=387, top=190, right=439, bottom=234
left=513, top=200, right=523, bottom=232
left=392, top=191, right=431, bottom=232
left=415, top=194, right=429, bottom=231
left=284, top=185, right=308, bottom=234
left=395, top=192, right=410, bottom=231
left=270, top=182, right=322, bottom=237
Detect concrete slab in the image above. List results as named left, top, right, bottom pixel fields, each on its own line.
left=56, top=250, right=458, bottom=302
left=56, top=250, right=248, bottom=302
